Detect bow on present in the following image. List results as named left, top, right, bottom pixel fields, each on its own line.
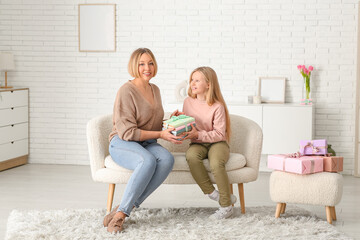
left=169, top=115, right=188, bottom=121
left=302, top=142, right=320, bottom=153
left=286, top=152, right=302, bottom=158
left=286, top=151, right=332, bottom=158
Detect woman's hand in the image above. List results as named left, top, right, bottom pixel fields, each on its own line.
left=160, top=128, right=183, bottom=144
left=170, top=109, right=185, bottom=118
left=182, top=124, right=198, bottom=140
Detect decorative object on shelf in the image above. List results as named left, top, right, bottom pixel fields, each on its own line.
left=327, top=144, right=336, bottom=156
left=0, top=52, right=15, bottom=89
left=78, top=4, right=116, bottom=52
left=297, top=65, right=313, bottom=105
left=174, top=80, right=188, bottom=102
left=258, top=77, right=286, bottom=103
left=253, top=95, right=261, bottom=104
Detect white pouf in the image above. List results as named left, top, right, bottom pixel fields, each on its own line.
left=269, top=171, right=343, bottom=224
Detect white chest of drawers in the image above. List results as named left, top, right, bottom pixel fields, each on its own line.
left=0, top=88, right=29, bottom=171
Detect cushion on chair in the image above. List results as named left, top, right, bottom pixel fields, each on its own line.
left=104, top=152, right=246, bottom=173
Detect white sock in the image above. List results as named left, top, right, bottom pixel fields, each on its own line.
left=207, top=189, right=219, bottom=201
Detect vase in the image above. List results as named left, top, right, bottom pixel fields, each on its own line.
left=301, top=76, right=312, bottom=105
left=327, top=144, right=336, bottom=156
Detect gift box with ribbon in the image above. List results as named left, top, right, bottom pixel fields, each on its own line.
left=163, top=115, right=195, bottom=136
left=323, top=156, right=343, bottom=172
left=299, top=139, right=328, bottom=155
left=268, top=154, right=324, bottom=175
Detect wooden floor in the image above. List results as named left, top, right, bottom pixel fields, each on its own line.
left=0, top=164, right=359, bottom=239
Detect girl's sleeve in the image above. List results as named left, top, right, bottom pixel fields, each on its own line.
left=113, top=88, right=141, bottom=141
left=197, top=105, right=226, bottom=142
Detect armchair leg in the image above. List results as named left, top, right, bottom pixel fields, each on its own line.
left=238, top=183, right=245, bottom=214
left=106, top=184, right=116, bottom=214
left=230, top=184, right=234, bottom=206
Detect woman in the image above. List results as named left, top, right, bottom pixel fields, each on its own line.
left=105, top=48, right=181, bottom=233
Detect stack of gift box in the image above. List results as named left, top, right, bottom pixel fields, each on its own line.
left=163, top=115, right=196, bottom=136
left=268, top=139, right=343, bottom=175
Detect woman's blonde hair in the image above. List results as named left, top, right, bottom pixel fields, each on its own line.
left=128, top=48, right=158, bottom=78
left=187, top=66, right=231, bottom=141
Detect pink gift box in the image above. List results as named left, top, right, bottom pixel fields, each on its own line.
left=299, top=139, right=328, bottom=155
left=268, top=154, right=324, bottom=175
left=323, top=156, right=343, bottom=172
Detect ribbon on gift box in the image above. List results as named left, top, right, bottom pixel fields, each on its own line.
left=163, top=115, right=194, bottom=128
left=300, top=141, right=323, bottom=153
left=283, top=154, right=316, bottom=173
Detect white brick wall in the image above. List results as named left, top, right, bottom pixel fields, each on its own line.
left=0, top=0, right=357, bottom=174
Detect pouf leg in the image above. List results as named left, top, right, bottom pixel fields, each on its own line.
left=275, top=203, right=283, bottom=218
left=331, top=206, right=337, bottom=221
left=325, top=206, right=332, bottom=224
left=280, top=203, right=286, bottom=214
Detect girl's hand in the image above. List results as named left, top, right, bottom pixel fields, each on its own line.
left=160, top=128, right=183, bottom=144
left=170, top=109, right=185, bottom=118
left=183, top=124, right=198, bottom=140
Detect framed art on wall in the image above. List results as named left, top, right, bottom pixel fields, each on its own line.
left=78, top=4, right=116, bottom=52
left=258, top=77, right=286, bottom=103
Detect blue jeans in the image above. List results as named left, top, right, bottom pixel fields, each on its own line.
left=109, top=135, right=174, bottom=216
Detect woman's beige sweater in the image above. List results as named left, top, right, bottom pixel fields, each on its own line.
left=109, top=81, right=164, bottom=142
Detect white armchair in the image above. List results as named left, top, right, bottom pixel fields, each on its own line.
left=87, top=113, right=263, bottom=214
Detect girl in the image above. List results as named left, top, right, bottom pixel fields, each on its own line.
left=181, top=66, right=236, bottom=219
left=105, top=48, right=181, bottom=233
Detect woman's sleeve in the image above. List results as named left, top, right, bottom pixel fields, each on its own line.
left=197, top=105, right=226, bottom=142
left=113, top=88, right=141, bottom=141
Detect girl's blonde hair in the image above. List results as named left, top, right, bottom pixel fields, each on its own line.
left=128, top=48, right=158, bottom=78
left=187, top=66, right=231, bottom=141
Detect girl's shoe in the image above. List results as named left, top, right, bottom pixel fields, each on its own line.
left=207, top=190, right=237, bottom=204
left=107, top=216, right=125, bottom=233
left=209, top=206, right=234, bottom=220
left=103, top=205, right=119, bottom=227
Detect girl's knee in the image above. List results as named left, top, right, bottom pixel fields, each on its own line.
left=210, top=160, right=225, bottom=172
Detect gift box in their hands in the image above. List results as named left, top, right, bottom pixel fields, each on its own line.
left=163, top=115, right=196, bottom=136
left=268, top=154, right=324, bottom=175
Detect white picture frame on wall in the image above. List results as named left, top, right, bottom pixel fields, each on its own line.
left=78, top=4, right=116, bottom=52
left=258, top=77, right=286, bottom=103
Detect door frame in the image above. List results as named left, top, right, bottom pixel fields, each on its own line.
left=355, top=2, right=360, bottom=177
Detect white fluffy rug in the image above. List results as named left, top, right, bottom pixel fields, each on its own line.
left=6, top=206, right=352, bottom=240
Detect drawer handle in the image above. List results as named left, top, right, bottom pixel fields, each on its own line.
left=11, top=141, right=14, bottom=144
left=11, top=124, right=14, bottom=127
left=11, top=107, right=14, bottom=110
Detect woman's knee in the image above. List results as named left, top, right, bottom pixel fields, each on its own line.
left=161, top=152, right=174, bottom=169
left=141, top=154, right=157, bottom=169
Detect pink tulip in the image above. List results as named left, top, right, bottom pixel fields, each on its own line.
left=297, top=65, right=302, bottom=70
left=302, top=65, right=305, bottom=69
left=308, top=66, right=313, bottom=71
left=304, top=69, right=308, bottom=75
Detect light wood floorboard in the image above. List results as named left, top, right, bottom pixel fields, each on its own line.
left=0, top=164, right=359, bottom=239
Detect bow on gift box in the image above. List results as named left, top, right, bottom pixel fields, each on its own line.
left=286, top=151, right=332, bottom=158
left=286, top=152, right=302, bottom=158
left=303, top=142, right=320, bottom=153
left=169, top=115, right=188, bottom=121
